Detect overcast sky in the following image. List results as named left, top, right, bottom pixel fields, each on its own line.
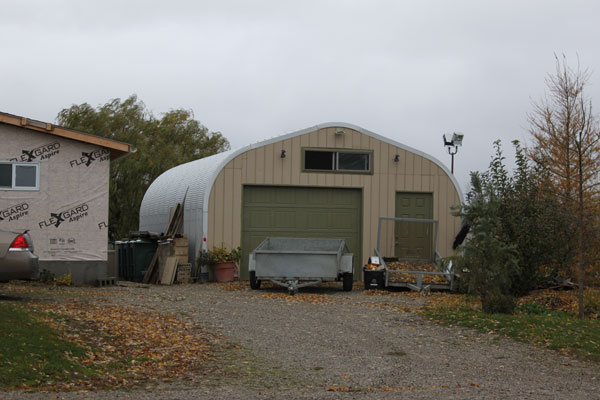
left=2, top=0, right=600, bottom=191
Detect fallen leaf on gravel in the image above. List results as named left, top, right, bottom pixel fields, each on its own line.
left=215, top=282, right=249, bottom=291
left=259, top=292, right=334, bottom=304
left=328, top=386, right=349, bottom=392
left=382, top=386, right=404, bottom=392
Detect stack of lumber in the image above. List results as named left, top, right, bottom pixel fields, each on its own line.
left=176, top=263, right=192, bottom=283
left=142, top=189, right=191, bottom=285
left=174, top=236, right=189, bottom=265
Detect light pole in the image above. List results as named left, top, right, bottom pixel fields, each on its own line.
left=443, top=133, right=464, bottom=174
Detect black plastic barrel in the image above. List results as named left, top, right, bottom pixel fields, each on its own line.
left=363, top=268, right=385, bottom=290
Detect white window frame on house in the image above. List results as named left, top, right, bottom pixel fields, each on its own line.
left=0, top=161, right=40, bottom=190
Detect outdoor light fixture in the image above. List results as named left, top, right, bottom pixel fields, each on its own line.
left=280, top=149, right=286, bottom=158
left=336, top=129, right=345, bottom=135
left=443, top=132, right=464, bottom=174
left=393, top=154, right=400, bottom=163
left=451, top=133, right=464, bottom=146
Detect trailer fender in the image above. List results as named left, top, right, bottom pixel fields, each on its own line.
left=340, top=254, right=353, bottom=274
left=249, top=253, right=256, bottom=272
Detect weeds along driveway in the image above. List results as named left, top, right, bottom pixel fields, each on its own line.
left=4, top=282, right=600, bottom=399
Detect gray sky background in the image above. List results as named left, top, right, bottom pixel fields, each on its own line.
left=2, top=0, right=600, bottom=191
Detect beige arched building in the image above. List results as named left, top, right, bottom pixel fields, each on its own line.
left=140, top=123, right=463, bottom=280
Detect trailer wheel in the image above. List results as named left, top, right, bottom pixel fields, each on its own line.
left=342, top=273, right=353, bottom=291
left=250, top=271, right=261, bottom=290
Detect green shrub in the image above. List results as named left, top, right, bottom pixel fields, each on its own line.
left=481, top=290, right=516, bottom=314
left=517, top=301, right=547, bottom=315
left=584, top=289, right=600, bottom=317
left=452, top=140, right=572, bottom=309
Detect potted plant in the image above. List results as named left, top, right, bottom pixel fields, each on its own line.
left=198, top=246, right=241, bottom=282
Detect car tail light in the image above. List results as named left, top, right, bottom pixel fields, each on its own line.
left=9, top=234, right=29, bottom=249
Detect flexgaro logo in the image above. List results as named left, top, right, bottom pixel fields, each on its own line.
left=69, top=149, right=110, bottom=167
left=38, top=203, right=89, bottom=229
left=0, top=202, right=29, bottom=222
left=10, top=142, right=60, bottom=162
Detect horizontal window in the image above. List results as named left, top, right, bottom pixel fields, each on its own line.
left=0, top=162, right=40, bottom=190
left=303, top=149, right=372, bottom=173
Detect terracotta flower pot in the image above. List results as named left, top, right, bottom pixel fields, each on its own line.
left=213, top=261, right=236, bottom=282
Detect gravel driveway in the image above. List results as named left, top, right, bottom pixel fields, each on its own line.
left=4, top=282, right=600, bottom=399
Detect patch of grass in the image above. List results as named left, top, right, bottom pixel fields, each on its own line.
left=0, top=303, right=98, bottom=389
left=423, top=303, right=600, bottom=361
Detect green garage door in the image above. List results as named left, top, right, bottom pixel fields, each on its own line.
left=241, top=186, right=362, bottom=280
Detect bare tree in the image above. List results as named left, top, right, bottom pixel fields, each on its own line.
left=528, top=55, right=600, bottom=318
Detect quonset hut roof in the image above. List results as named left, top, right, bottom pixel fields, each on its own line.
left=139, top=122, right=464, bottom=262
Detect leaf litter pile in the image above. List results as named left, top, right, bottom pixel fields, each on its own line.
left=386, top=261, right=449, bottom=285
left=30, top=299, right=218, bottom=390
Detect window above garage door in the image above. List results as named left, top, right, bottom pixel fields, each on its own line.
left=302, top=148, right=372, bottom=174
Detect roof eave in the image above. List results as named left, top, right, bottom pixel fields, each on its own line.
left=0, top=111, right=132, bottom=160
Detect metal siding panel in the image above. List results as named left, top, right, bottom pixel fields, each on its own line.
left=439, top=178, right=449, bottom=257
left=370, top=136, right=381, bottom=174
left=422, top=158, right=431, bottom=175
left=406, top=175, right=414, bottom=191
left=422, top=174, right=432, bottom=192
left=265, top=143, right=274, bottom=185
left=396, top=173, right=405, bottom=191
left=318, top=128, right=327, bottom=147
left=255, top=146, right=265, bottom=183
left=290, top=137, right=300, bottom=185
left=246, top=148, right=256, bottom=182
left=223, top=168, right=234, bottom=247
left=309, top=130, right=318, bottom=147
left=413, top=174, right=422, bottom=192
left=342, top=129, right=353, bottom=148
left=363, top=176, right=372, bottom=264
left=334, top=173, right=344, bottom=186
left=326, top=127, right=335, bottom=147
left=213, top=173, right=225, bottom=247
left=380, top=139, right=389, bottom=175
left=351, top=130, right=360, bottom=149
left=280, top=139, right=290, bottom=184
left=414, top=154, right=423, bottom=175
left=360, top=132, right=370, bottom=150
left=343, top=173, right=352, bottom=187
left=325, top=172, right=334, bottom=186
left=232, top=169, right=242, bottom=249
left=406, top=152, right=414, bottom=175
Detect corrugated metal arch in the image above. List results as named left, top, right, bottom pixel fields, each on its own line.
left=139, top=122, right=464, bottom=262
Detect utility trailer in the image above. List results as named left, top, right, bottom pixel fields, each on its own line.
left=372, top=216, right=455, bottom=293
left=248, top=237, right=353, bottom=294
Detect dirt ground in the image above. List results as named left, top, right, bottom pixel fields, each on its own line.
left=2, top=281, right=599, bottom=399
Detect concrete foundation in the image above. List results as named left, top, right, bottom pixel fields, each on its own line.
left=39, top=260, right=108, bottom=285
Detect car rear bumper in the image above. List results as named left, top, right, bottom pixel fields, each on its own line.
left=1, top=250, right=39, bottom=281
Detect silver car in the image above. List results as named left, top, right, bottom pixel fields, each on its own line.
left=0, top=229, right=39, bottom=281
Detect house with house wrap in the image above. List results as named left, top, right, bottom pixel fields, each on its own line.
left=0, top=111, right=131, bottom=284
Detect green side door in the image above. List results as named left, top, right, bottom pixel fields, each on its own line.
left=395, top=192, right=433, bottom=260
left=241, top=186, right=362, bottom=280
